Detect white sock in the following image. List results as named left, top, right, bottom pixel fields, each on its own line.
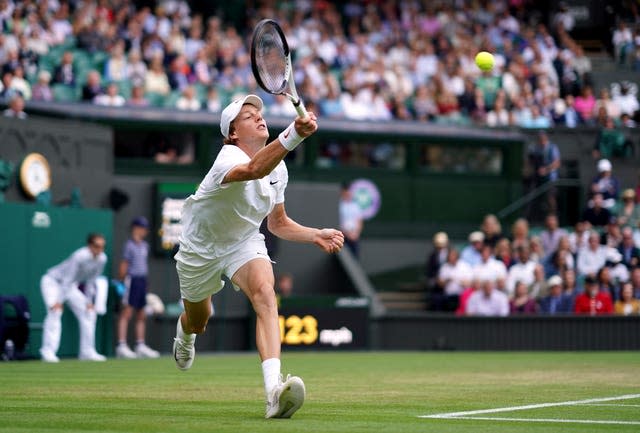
left=176, top=317, right=195, bottom=343
left=262, top=358, right=281, bottom=396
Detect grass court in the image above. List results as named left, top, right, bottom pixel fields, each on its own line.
left=1, top=351, right=638, bottom=432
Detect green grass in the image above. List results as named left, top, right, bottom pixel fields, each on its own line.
left=1, top=352, right=639, bottom=432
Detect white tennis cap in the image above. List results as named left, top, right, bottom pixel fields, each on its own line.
left=220, top=94, right=263, bottom=138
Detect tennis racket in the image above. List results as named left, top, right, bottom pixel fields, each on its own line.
left=251, top=19, right=307, bottom=118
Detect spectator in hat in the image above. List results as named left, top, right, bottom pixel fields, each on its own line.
left=460, top=231, right=485, bottom=266
left=424, top=231, right=449, bottom=292
left=590, top=159, right=620, bottom=209
left=538, top=275, right=574, bottom=314
left=115, top=216, right=160, bottom=359
left=574, top=275, right=613, bottom=315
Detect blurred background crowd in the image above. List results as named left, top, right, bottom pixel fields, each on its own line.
left=0, top=0, right=638, bottom=128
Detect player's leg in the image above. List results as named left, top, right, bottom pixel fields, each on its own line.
left=232, top=258, right=305, bottom=419
left=173, top=258, right=220, bottom=370
left=172, top=296, right=211, bottom=370
left=66, top=286, right=105, bottom=361
left=40, top=275, right=64, bottom=362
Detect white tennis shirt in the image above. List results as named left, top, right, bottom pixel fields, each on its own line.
left=175, top=145, right=288, bottom=264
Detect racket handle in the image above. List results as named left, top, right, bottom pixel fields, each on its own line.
left=293, top=98, right=308, bottom=118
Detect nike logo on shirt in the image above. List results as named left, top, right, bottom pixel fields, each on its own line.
left=270, top=180, right=279, bottom=185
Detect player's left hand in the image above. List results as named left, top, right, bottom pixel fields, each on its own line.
left=315, top=228, right=344, bottom=254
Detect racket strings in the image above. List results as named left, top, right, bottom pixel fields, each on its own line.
left=254, top=27, right=288, bottom=93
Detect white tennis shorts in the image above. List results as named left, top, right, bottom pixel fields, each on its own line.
left=175, top=235, right=272, bottom=303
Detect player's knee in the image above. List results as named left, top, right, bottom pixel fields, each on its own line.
left=250, top=284, right=277, bottom=313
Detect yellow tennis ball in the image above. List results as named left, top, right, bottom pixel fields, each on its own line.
left=475, top=51, right=494, bottom=71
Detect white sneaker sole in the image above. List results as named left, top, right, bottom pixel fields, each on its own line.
left=267, top=376, right=306, bottom=419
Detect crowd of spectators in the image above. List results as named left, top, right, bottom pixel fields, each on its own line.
left=0, top=0, right=638, bottom=130
left=426, top=175, right=640, bottom=316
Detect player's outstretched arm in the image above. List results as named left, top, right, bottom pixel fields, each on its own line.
left=268, top=203, right=344, bottom=254
left=223, top=112, right=318, bottom=183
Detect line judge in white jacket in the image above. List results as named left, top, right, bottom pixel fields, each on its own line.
left=39, top=233, right=108, bottom=362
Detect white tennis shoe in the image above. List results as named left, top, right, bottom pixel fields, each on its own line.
left=173, top=337, right=195, bottom=370
left=79, top=349, right=107, bottom=362
left=135, top=343, right=160, bottom=359
left=116, top=343, right=137, bottom=359
left=40, top=348, right=59, bottom=363
left=265, top=374, right=306, bottom=419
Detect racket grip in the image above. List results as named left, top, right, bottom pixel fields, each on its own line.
left=293, top=98, right=308, bottom=118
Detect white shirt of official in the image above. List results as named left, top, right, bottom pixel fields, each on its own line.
left=176, top=145, right=288, bottom=262
left=46, top=246, right=107, bottom=297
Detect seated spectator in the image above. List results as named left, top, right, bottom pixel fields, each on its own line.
left=581, top=193, right=612, bottom=227
left=481, top=214, right=504, bottom=248
left=538, top=275, right=574, bottom=314
left=460, top=231, right=485, bottom=266
left=126, top=49, right=147, bottom=87
left=561, top=268, right=581, bottom=300
left=630, top=267, right=640, bottom=299
left=52, top=51, right=76, bottom=86
left=494, top=238, right=514, bottom=269
left=472, top=243, right=507, bottom=292
left=616, top=189, right=640, bottom=228
left=31, top=70, right=53, bottom=102
left=612, top=82, right=639, bottom=119
left=574, top=275, right=613, bottom=315
left=506, top=245, right=539, bottom=298
left=425, top=231, right=449, bottom=292
left=144, top=54, right=171, bottom=96
left=612, top=22, right=634, bottom=66
left=604, top=248, right=630, bottom=294
left=94, top=82, right=125, bottom=107
left=600, top=216, right=623, bottom=248
left=576, top=231, right=607, bottom=279
left=574, top=85, right=596, bottom=125
left=82, top=70, right=104, bottom=102
left=435, top=248, right=473, bottom=312
left=510, top=218, right=531, bottom=251
left=509, top=280, right=538, bottom=314
left=205, top=86, right=222, bottom=113
left=175, top=85, right=201, bottom=111
left=540, top=213, right=568, bottom=259
left=544, top=236, right=575, bottom=279
left=596, top=265, right=622, bottom=302
left=485, top=91, right=510, bottom=127
left=520, top=104, right=551, bottom=129
left=594, top=87, right=621, bottom=120
left=591, top=158, right=620, bottom=209
left=593, top=117, right=632, bottom=159
left=0, top=71, right=15, bottom=102
left=568, top=220, right=591, bottom=254
left=104, top=40, right=129, bottom=82
left=10, top=65, right=31, bottom=100
left=126, top=84, right=149, bottom=107
left=614, top=281, right=640, bottom=315
left=466, top=279, right=509, bottom=317
left=618, top=226, right=640, bottom=269
left=3, top=93, right=27, bottom=119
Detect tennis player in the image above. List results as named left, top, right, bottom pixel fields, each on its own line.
left=173, top=95, right=344, bottom=419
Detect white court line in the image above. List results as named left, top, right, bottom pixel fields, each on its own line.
left=419, top=394, right=640, bottom=425
left=580, top=404, right=640, bottom=408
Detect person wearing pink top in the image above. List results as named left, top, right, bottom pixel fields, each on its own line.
left=574, top=86, right=596, bottom=125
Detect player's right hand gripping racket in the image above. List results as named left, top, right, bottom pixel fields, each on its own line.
left=251, top=19, right=307, bottom=118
